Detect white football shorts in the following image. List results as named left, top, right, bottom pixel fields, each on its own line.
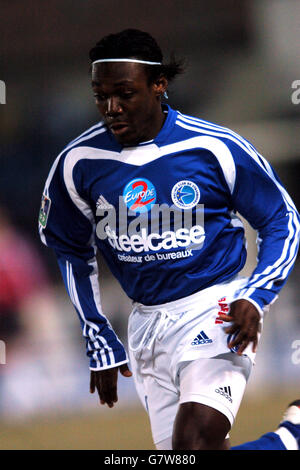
left=128, top=276, right=262, bottom=445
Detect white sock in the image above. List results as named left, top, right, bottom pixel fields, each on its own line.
left=275, top=426, right=298, bottom=450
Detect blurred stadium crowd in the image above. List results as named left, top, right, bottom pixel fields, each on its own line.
left=0, top=0, right=299, bottom=421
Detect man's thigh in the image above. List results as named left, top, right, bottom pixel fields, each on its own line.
left=172, top=402, right=231, bottom=450
left=171, top=352, right=252, bottom=448
left=178, top=352, right=252, bottom=426
left=170, top=353, right=252, bottom=449
left=147, top=352, right=251, bottom=449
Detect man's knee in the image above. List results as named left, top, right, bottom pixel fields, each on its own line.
left=173, top=433, right=219, bottom=450
left=172, top=424, right=226, bottom=450
left=172, top=402, right=230, bottom=450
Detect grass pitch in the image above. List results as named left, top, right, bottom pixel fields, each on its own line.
left=0, top=389, right=297, bottom=449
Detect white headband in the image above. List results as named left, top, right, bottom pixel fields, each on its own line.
left=92, top=58, right=162, bottom=66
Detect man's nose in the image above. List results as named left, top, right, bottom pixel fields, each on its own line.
left=106, top=97, right=122, bottom=116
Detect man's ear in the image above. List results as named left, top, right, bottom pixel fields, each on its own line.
left=153, top=76, right=168, bottom=97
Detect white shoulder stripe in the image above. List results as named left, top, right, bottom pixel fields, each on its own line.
left=177, top=114, right=259, bottom=164
left=178, top=112, right=255, bottom=148
left=63, top=146, right=121, bottom=221
left=176, top=117, right=298, bottom=212
left=160, top=135, right=236, bottom=193
left=177, top=114, right=270, bottom=175
left=65, top=126, right=107, bottom=151
left=68, top=121, right=105, bottom=147
left=43, top=126, right=107, bottom=198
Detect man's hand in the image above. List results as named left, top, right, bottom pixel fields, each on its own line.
left=217, top=299, right=261, bottom=355
left=89, top=363, right=132, bottom=408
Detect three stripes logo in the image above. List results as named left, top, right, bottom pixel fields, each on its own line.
left=96, top=194, right=114, bottom=211
left=191, top=330, right=213, bottom=346
left=215, top=386, right=232, bottom=403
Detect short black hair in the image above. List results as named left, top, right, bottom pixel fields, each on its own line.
left=89, top=29, right=184, bottom=84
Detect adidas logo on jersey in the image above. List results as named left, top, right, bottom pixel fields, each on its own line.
left=191, top=330, right=213, bottom=345
left=215, top=386, right=232, bottom=403
left=96, top=195, right=114, bottom=210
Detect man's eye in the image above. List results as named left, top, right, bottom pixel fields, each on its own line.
left=94, top=94, right=106, bottom=101
left=120, top=92, right=134, bottom=99
left=93, top=92, right=134, bottom=102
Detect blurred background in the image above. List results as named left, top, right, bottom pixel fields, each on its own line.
left=0, top=0, right=299, bottom=449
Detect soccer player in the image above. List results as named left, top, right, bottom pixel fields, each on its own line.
left=39, top=29, right=300, bottom=450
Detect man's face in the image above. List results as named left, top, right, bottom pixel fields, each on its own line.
left=91, top=62, right=166, bottom=146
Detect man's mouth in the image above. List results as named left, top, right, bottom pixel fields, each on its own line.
left=109, top=122, right=129, bottom=136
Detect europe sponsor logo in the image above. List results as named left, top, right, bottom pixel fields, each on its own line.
left=123, top=178, right=156, bottom=213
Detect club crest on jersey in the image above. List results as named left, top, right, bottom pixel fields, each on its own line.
left=39, top=194, right=51, bottom=228
left=123, top=178, right=156, bottom=213
left=171, top=180, right=200, bottom=209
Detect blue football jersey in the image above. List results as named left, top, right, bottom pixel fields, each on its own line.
left=39, top=104, right=300, bottom=370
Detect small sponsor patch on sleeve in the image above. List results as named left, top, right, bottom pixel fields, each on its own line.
left=39, top=194, right=51, bottom=228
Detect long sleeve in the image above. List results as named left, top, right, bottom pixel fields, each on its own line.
left=227, top=138, right=300, bottom=315
left=39, top=150, right=128, bottom=370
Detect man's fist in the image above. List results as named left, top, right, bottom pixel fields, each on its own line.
left=90, top=363, right=132, bottom=408
left=217, top=299, right=261, bottom=355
